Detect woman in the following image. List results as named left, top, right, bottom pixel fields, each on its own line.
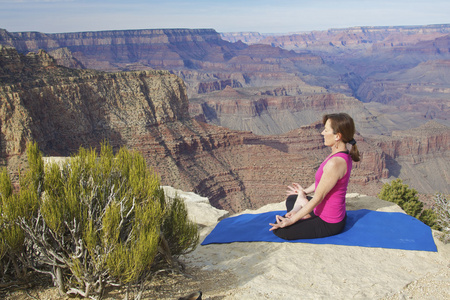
left=269, top=113, right=360, bottom=239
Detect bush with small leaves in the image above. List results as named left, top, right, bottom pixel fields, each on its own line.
left=378, top=179, right=441, bottom=230
left=0, top=143, right=40, bottom=281
left=378, top=178, right=423, bottom=217
left=418, top=208, right=438, bottom=229
left=162, top=196, right=199, bottom=258
left=12, top=142, right=198, bottom=299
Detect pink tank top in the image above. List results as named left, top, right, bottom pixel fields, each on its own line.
left=313, top=152, right=352, bottom=223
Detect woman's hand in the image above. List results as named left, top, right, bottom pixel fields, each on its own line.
left=285, top=211, right=295, bottom=218
left=269, top=215, right=294, bottom=231
left=286, top=183, right=305, bottom=196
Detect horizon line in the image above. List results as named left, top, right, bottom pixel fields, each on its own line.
left=2, top=23, right=450, bottom=35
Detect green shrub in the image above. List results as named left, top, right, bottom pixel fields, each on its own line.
left=378, top=178, right=441, bottom=230
left=419, top=209, right=438, bottom=230
left=10, top=141, right=199, bottom=298
left=162, top=196, right=199, bottom=257
left=378, top=178, right=422, bottom=217
left=0, top=168, right=14, bottom=266
left=0, top=160, right=39, bottom=280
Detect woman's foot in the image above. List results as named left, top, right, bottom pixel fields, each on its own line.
left=296, top=192, right=309, bottom=207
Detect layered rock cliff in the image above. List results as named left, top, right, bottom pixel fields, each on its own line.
left=0, top=28, right=228, bottom=71
left=0, top=45, right=189, bottom=155
left=1, top=24, right=449, bottom=198
left=0, top=28, right=329, bottom=99
left=0, top=28, right=322, bottom=75
left=188, top=87, right=387, bottom=136
left=222, top=24, right=450, bottom=53
left=2, top=26, right=448, bottom=131
left=221, top=25, right=450, bottom=131
left=370, top=121, right=450, bottom=194
left=356, top=59, right=450, bottom=120
left=0, top=46, right=387, bottom=212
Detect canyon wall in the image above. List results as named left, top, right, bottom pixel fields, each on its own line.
left=0, top=46, right=388, bottom=212
left=1, top=25, right=449, bottom=197
left=222, top=25, right=450, bottom=130
left=5, top=26, right=448, bottom=134
left=0, top=28, right=323, bottom=76
left=0, top=45, right=189, bottom=155
left=221, top=24, right=450, bottom=52
left=0, top=28, right=228, bottom=71
left=188, top=88, right=387, bottom=136
left=370, top=121, right=450, bottom=194
left=2, top=26, right=449, bottom=131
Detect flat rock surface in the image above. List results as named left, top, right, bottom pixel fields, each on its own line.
left=180, top=194, right=450, bottom=299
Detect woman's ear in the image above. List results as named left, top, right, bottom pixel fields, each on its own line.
left=335, top=133, right=342, bottom=141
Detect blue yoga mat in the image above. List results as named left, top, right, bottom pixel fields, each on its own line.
left=201, top=209, right=437, bottom=252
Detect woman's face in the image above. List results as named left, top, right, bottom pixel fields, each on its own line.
left=321, top=119, right=337, bottom=147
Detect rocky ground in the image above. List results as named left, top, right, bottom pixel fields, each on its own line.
left=3, top=192, right=449, bottom=300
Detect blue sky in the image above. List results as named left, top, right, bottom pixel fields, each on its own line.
left=0, top=0, right=449, bottom=34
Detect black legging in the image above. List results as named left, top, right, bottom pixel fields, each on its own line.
left=272, top=195, right=346, bottom=240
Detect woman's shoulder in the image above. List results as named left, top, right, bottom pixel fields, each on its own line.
left=323, top=154, right=348, bottom=174
left=325, top=155, right=347, bottom=167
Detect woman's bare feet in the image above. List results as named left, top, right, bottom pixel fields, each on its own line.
left=296, top=191, right=309, bottom=207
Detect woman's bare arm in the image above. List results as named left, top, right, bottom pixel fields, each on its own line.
left=270, top=156, right=347, bottom=230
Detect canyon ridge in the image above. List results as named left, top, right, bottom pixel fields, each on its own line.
left=0, top=25, right=449, bottom=212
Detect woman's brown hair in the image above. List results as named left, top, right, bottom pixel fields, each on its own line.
left=322, top=113, right=360, bottom=162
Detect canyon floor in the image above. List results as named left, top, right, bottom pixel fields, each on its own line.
left=4, top=193, right=449, bottom=300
